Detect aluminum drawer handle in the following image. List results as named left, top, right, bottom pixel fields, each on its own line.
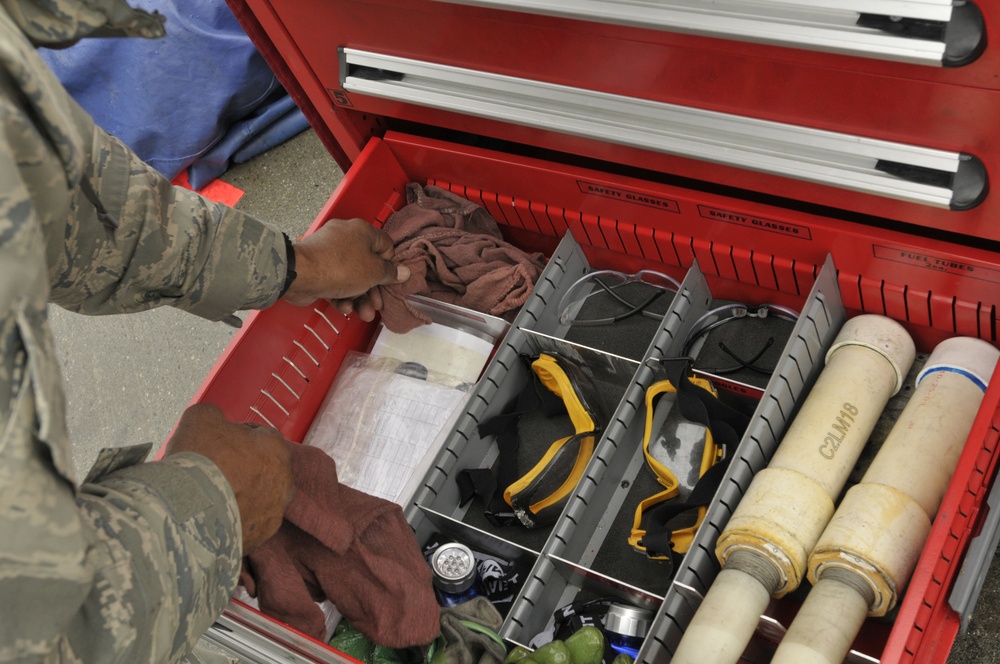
left=435, top=0, right=985, bottom=67
left=340, top=48, right=987, bottom=210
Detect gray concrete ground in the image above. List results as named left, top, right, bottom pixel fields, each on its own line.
left=51, top=129, right=1000, bottom=662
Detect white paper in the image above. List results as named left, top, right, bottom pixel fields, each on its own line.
left=303, top=354, right=467, bottom=502
left=370, top=321, right=494, bottom=384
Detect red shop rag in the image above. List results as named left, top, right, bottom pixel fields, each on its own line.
left=377, top=182, right=548, bottom=334
left=240, top=442, right=440, bottom=648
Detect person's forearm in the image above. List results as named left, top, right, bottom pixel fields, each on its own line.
left=47, top=100, right=287, bottom=321
left=74, top=453, right=242, bottom=663
left=0, top=434, right=240, bottom=664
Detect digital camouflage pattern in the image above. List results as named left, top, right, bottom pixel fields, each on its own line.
left=1, top=0, right=166, bottom=44
left=0, top=0, right=291, bottom=661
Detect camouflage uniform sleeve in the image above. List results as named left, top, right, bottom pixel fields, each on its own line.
left=1, top=224, right=242, bottom=664
left=0, top=391, right=242, bottom=663
left=1, top=203, right=242, bottom=663
left=0, top=23, right=243, bottom=659
left=46, top=98, right=287, bottom=321
left=72, top=452, right=243, bottom=663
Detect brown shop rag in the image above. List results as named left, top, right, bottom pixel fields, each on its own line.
left=377, top=182, right=548, bottom=334
left=240, top=442, right=440, bottom=648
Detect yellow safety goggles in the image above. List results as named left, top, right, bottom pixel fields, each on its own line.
left=504, top=353, right=604, bottom=528
left=629, top=376, right=725, bottom=559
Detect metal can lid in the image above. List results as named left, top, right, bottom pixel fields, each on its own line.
left=430, top=542, right=477, bottom=593
left=603, top=603, right=654, bottom=638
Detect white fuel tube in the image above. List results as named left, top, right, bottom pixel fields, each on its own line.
left=672, top=315, right=915, bottom=664
left=771, top=337, right=999, bottom=664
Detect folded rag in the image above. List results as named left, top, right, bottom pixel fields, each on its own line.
left=241, top=442, right=440, bottom=648
left=378, top=183, right=548, bottom=334
left=439, top=597, right=506, bottom=664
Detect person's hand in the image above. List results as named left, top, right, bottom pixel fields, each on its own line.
left=164, top=404, right=295, bottom=555
left=282, top=218, right=410, bottom=321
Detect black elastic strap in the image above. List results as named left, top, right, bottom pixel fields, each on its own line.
left=637, top=457, right=731, bottom=561
left=458, top=355, right=564, bottom=526
left=278, top=232, right=297, bottom=298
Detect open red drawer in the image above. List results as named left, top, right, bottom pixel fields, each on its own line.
left=173, top=130, right=1000, bottom=663
left=182, top=0, right=1000, bottom=660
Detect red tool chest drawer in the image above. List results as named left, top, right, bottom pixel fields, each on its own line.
left=238, top=0, right=1000, bottom=242
left=194, top=2, right=1000, bottom=662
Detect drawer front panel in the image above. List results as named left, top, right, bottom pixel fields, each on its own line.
left=249, top=0, right=1000, bottom=240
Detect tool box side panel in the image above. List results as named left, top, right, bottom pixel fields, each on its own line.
left=882, top=378, right=1000, bottom=663
left=179, top=138, right=413, bottom=445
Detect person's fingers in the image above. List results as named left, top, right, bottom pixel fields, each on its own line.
left=369, top=225, right=396, bottom=259
left=336, top=299, right=354, bottom=316
left=164, top=403, right=295, bottom=554
left=354, top=296, right=376, bottom=322
left=166, top=403, right=223, bottom=453
left=333, top=290, right=382, bottom=321
left=282, top=219, right=412, bottom=308
left=370, top=256, right=404, bottom=287
left=367, top=225, right=407, bottom=286
left=367, top=286, right=383, bottom=312
left=240, top=432, right=294, bottom=553
left=183, top=402, right=224, bottom=422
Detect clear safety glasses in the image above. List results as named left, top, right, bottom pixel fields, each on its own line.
left=557, top=269, right=683, bottom=327
left=682, top=303, right=799, bottom=375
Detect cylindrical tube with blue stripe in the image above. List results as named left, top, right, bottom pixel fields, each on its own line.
left=772, top=337, right=1000, bottom=664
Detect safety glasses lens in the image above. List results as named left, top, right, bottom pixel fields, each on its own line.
left=558, top=270, right=681, bottom=326
left=683, top=303, right=799, bottom=376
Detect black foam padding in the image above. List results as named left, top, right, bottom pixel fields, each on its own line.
left=564, top=282, right=674, bottom=361
left=690, top=309, right=797, bottom=390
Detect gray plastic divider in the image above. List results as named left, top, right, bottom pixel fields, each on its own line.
left=951, top=438, right=1000, bottom=632
left=642, top=255, right=847, bottom=663
left=405, top=237, right=845, bottom=660
left=403, top=233, right=591, bottom=538
left=501, top=260, right=715, bottom=643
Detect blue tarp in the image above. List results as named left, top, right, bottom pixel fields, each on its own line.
left=41, top=0, right=310, bottom=189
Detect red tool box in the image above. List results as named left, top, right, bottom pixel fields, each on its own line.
left=188, top=1, right=1000, bottom=662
